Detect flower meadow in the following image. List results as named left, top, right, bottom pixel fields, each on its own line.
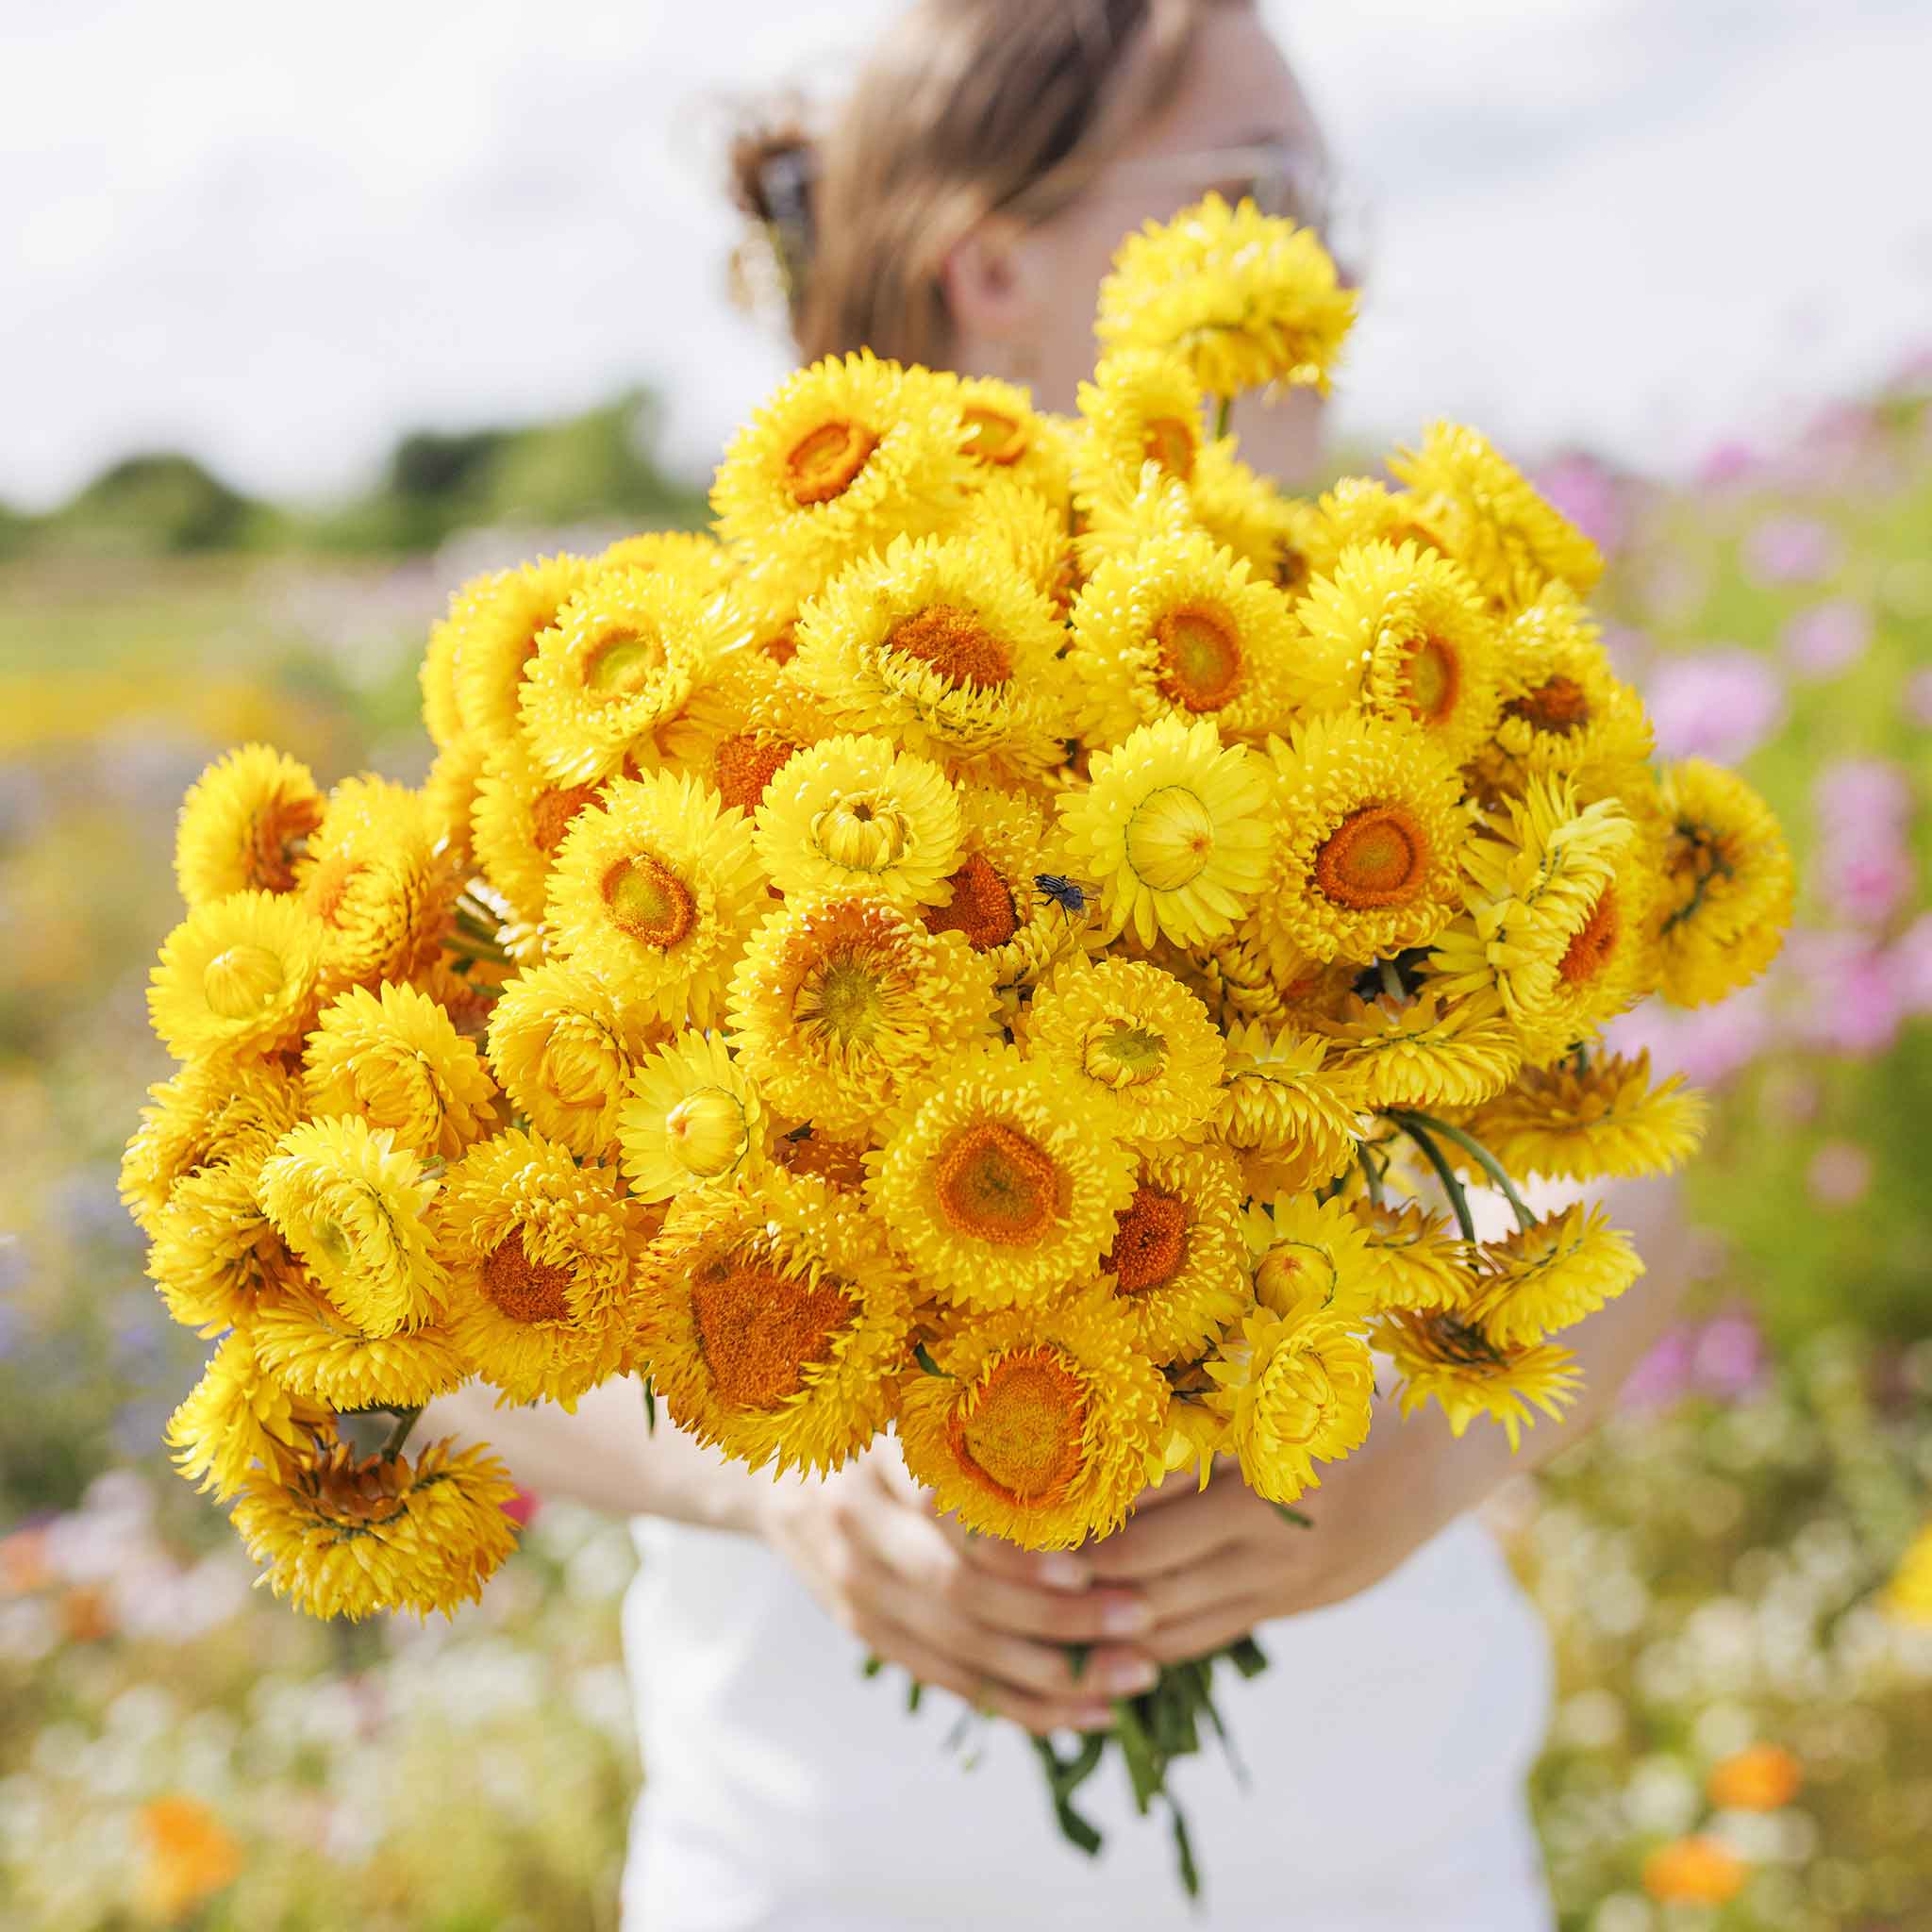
left=5, top=336, right=1929, bottom=1927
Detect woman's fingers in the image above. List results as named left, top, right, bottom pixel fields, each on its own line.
left=1085, top=1482, right=1251, bottom=1583
left=1139, top=1595, right=1274, bottom=1668
left=858, top=1615, right=1115, bottom=1737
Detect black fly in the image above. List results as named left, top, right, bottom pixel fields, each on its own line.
left=1034, top=874, right=1093, bottom=918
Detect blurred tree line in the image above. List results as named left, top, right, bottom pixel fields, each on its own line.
left=0, top=387, right=707, bottom=559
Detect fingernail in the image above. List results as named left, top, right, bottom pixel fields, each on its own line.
left=1101, top=1598, right=1149, bottom=1637
left=1036, top=1554, right=1089, bottom=1591
left=1104, top=1658, right=1158, bottom=1695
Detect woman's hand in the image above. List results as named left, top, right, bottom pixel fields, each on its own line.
left=1083, top=1406, right=1510, bottom=1664
left=755, top=1441, right=1159, bottom=1735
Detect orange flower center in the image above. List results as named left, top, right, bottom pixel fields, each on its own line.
left=1274, top=545, right=1311, bottom=595
left=1141, top=415, right=1197, bottom=479
left=759, top=621, right=798, bottom=665
left=602, top=854, right=696, bottom=949
left=774, top=1127, right=871, bottom=1191
left=1105, top=1185, right=1189, bottom=1293
left=1507, top=674, right=1591, bottom=735
left=933, top=1120, right=1061, bottom=1246
left=1404, top=635, right=1460, bottom=723
left=584, top=627, right=666, bottom=699
left=1154, top=605, right=1244, bottom=710
left=690, top=1248, right=854, bottom=1409
left=482, top=1231, right=574, bottom=1324
left=531, top=784, right=597, bottom=854
left=961, top=405, right=1028, bottom=466
left=887, top=603, right=1013, bottom=689
left=715, top=734, right=796, bottom=813
left=1313, top=804, right=1429, bottom=909
left=948, top=1348, right=1088, bottom=1504
left=1557, top=885, right=1620, bottom=987
left=251, top=796, right=325, bottom=893
left=921, top=852, right=1018, bottom=951
left=307, top=854, right=359, bottom=927
left=786, top=418, right=877, bottom=506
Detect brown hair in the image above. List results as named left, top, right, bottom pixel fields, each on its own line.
left=729, top=0, right=1217, bottom=367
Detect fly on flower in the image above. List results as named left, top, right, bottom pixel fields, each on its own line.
left=1034, top=873, right=1096, bottom=919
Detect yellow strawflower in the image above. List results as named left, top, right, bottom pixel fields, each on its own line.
left=936, top=370, right=1073, bottom=507
left=1468, top=1203, right=1644, bottom=1347
left=1098, top=1140, right=1251, bottom=1362
left=754, top=733, right=963, bottom=907
left=619, top=1030, right=764, bottom=1203
left=1096, top=193, right=1356, bottom=398
left=1382, top=1307, right=1579, bottom=1450
left=432, top=552, right=596, bottom=749
left=1352, top=1201, right=1474, bottom=1312
left=544, top=768, right=766, bottom=1024
left=122, top=1058, right=303, bottom=1236
left=1242, top=1190, right=1379, bottom=1325
left=471, top=736, right=614, bottom=928
left=165, top=1332, right=330, bottom=1501
left=1465, top=1050, right=1706, bottom=1182
left=898, top=1287, right=1167, bottom=1548
left=1213, top=1020, right=1360, bottom=1195
left=632, top=1172, right=913, bottom=1474
left=1076, top=348, right=1209, bottom=490
left=231, top=1434, right=518, bottom=1621
left=594, top=526, right=734, bottom=589
left=148, top=890, right=325, bottom=1062
left=423, top=730, right=489, bottom=867
left=174, top=743, right=325, bottom=907
left=256, top=1117, right=446, bottom=1338
left=1188, top=440, right=1325, bottom=592
left=918, top=781, right=1076, bottom=988
left=435, top=1130, right=638, bottom=1407
left=148, top=1145, right=296, bottom=1335
left=867, top=1049, right=1138, bottom=1310
left=247, top=1279, right=472, bottom=1410
left=304, top=980, right=498, bottom=1160
left=1315, top=986, right=1523, bottom=1111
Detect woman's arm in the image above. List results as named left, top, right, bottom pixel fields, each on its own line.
left=1081, top=1174, right=1701, bottom=1660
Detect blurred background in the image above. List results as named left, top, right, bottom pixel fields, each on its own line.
left=4, top=3, right=1930, bottom=1926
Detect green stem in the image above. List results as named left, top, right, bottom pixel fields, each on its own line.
left=1393, top=1117, right=1478, bottom=1244
left=1213, top=393, right=1233, bottom=440
left=1395, top=1110, right=1537, bottom=1232
left=380, top=1406, right=422, bottom=1460
left=1357, top=1143, right=1386, bottom=1209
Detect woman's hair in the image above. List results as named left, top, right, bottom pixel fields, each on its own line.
left=728, top=0, right=1218, bottom=367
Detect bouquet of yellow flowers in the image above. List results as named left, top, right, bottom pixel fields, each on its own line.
left=125, top=194, right=1791, bottom=1889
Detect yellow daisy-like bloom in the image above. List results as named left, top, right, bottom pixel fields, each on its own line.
left=148, top=889, right=325, bottom=1062
left=231, top=1434, right=518, bottom=1622
left=1487, top=585, right=1653, bottom=795
left=788, top=533, right=1070, bottom=780
left=1024, top=956, right=1225, bottom=1143
left=898, top=1287, right=1167, bottom=1548
left=594, top=528, right=734, bottom=591
left=1464, top=1050, right=1707, bottom=1183
left=246, top=1278, right=472, bottom=1409
left=470, top=736, right=610, bottom=928
left=1428, top=774, right=1633, bottom=1033
left=1301, top=476, right=1418, bottom=576
left=1096, top=194, right=1357, bottom=399
left=1242, top=1190, right=1379, bottom=1325
left=711, top=351, right=971, bottom=580
left=939, top=371, right=1073, bottom=508
left=727, top=891, right=1001, bottom=1139
left=544, top=768, right=765, bottom=1024
left=303, top=981, right=498, bottom=1161
left=1389, top=422, right=1603, bottom=612
left=1381, top=1307, right=1579, bottom=1450
left=1316, top=987, right=1523, bottom=1111
left=487, top=958, right=664, bottom=1158
left=1064, top=528, right=1301, bottom=748
left=122, top=1058, right=304, bottom=1236
left=1188, top=441, right=1326, bottom=594
left=422, top=731, right=489, bottom=868
left=518, top=567, right=721, bottom=785
left=619, top=1030, right=764, bottom=1203
left=147, top=1146, right=294, bottom=1334
left=256, top=1117, right=446, bottom=1339
left=1652, top=758, right=1794, bottom=1008
left=755, top=733, right=962, bottom=907
left=974, top=474, right=1080, bottom=614
left=632, top=1173, right=913, bottom=1474
left=1073, top=453, right=1195, bottom=578
left=1257, top=711, right=1471, bottom=968
left=1352, top=1201, right=1474, bottom=1313
left=1881, top=1519, right=1932, bottom=1624
left=174, top=743, right=325, bottom=907
left=1098, top=1141, right=1249, bottom=1362
left=866, top=1049, right=1138, bottom=1310
left=1214, top=1020, right=1360, bottom=1195
left=918, top=781, right=1074, bottom=989
left=1203, top=1305, right=1375, bottom=1506
left=435, top=553, right=597, bottom=749
left=435, top=1130, right=637, bottom=1407
left=1468, top=1203, right=1643, bottom=1348
left=165, top=1332, right=329, bottom=1502
left=297, top=777, right=458, bottom=998
left=1058, top=715, right=1274, bottom=949
left=1291, top=541, right=1506, bottom=768
left=1075, top=348, right=1209, bottom=490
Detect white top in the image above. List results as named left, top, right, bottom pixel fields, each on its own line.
left=620, top=1506, right=1554, bottom=1930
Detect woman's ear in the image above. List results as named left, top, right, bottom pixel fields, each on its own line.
left=941, top=215, right=1042, bottom=351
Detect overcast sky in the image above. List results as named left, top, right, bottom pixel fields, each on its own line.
left=7, top=0, right=1929, bottom=510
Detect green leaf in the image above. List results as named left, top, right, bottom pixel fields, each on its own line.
left=1270, top=1501, right=1313, bottom=1530
left=1168, top=1797, right=1201, bottom=1900
left=907, top=1678, right=924, bottom=1714
left=912, top=1341, right=951, bottom=1378
left=1112, top=1697, right=1163, bottom=1815
left=1065, top=1641, right=1092, bottom=1684
left=1226, top=1634, right=1270, bottom=1679
left=859, top=1653, right=884, bottom=1679
left=641, top=1379, right=657, bottom=1435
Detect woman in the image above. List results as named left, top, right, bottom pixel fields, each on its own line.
left=432, top=4, right=1693, bottom=1924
